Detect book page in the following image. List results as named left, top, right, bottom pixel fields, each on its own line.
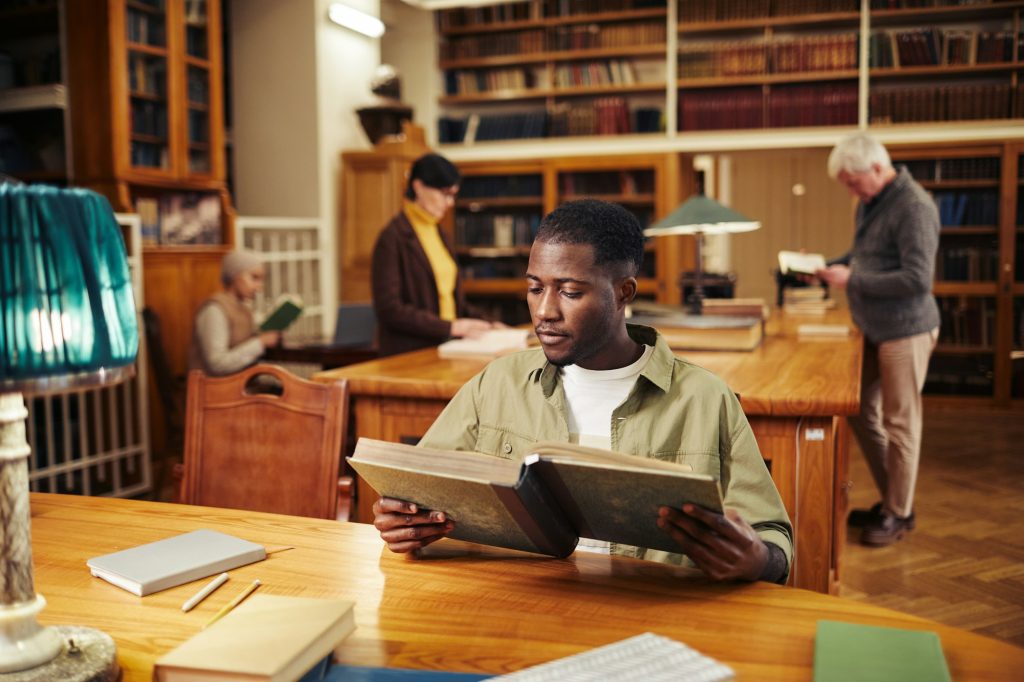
left=489, top=632, right=733, bottom=681
left=778, top=250, right=827, bottom=275
left=529, top=442, right=692, bottom=473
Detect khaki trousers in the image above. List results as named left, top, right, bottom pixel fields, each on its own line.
left=850, top=328, right=938, bottom=519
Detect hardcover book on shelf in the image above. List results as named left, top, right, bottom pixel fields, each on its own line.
left=348, top=438, right=720, bottom=558
left=87, top=529, right=266, bottom=596
left=153, top=594, right=356, bottom=682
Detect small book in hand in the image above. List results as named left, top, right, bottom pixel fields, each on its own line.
left=348, top=438, right=722, bottom=558
left=259, top=295, right=303, bottom=332
left=778, top=250, right=827, bottom=276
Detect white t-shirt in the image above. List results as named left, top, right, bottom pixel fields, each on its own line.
left=560, top=344, right=654, bottom=553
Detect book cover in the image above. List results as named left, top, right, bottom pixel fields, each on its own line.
left=87, top=529, right=266, bottom=596
left=348, top=438, right=721, bottom=558
left=627, top=313, right=763, bottom=351
left=260, top=296, right=303, bottom=332
left=154, top=594, right=356, bottom=682
left=813, top=620, right=951, bottom=682
left=437, top=329, right=531, bottom=359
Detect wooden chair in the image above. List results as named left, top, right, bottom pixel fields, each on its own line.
left=180, top=364, right=351, bottom=520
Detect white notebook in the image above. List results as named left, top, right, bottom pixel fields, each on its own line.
left=87, top=529, right=266, bottom=596
left=486, top=632, right=734, bottom=681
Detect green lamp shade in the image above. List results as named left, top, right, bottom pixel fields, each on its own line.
left=1, top=185, right=138, bottom=391
left=644, top=195, right=760, bottom=236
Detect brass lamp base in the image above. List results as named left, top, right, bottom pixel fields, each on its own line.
left=0, top=625, right=117, bottom=682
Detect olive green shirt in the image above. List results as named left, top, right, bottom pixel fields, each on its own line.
left=420, top=324, right=793, bottom=579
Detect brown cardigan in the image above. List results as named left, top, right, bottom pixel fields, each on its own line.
left=370, top=211, right=486, bottom=356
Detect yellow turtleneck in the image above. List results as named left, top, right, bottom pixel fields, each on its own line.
left=403, top=201, right=457, bottom=321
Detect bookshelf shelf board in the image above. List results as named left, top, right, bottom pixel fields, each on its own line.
left=127, top=42, right=169, bottom=57
left=457, top=197, right=543, bottom=209
left=559, top=193, right=655, bottom=205
left=934, top=344, right=995, bottom=356
left=933, top=281, right=998, bottom=295
left=678, top=70, right=858, bottom=89
left=0, top=1, right=57, bottom=39
left=188, top=101, right=209, bottom=111
left=678, top=11, right=860, bottom=34
left=0, top=83, right=66, bottom=113
left=870, top=1, right=1024, bottom=27
left=130, top=90, right=164, bottom=102
left=184, top=55, right=211, bottom=69
left=457, top=246, right=532, bottom=258
left=870, top=63, right=1024, bottom=79
left=188, top=142, right=209, bottom=150
left=869, top=118, right=1024, bottom=130
left=440, top=44, right=668, bottom=70
left=7, top=169, right=66, bottom=182
left=131, top=132, right=167, bottom=144
left=126, top=0, right=164, bottom=15
left=442, top=82, right=667, bottom=104
left=920, top=179, right=1000, bottom=189
left=939, top=226, right=999, bottom=235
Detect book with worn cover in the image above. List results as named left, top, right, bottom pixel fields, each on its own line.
left=259, top=295, right=303, bottom=332
left=813, top=620, right=951, bottom=682
left=778, top=250, right=827, bottom=276
left=627, top=312, right=763, bottom=351
left=87, top=529, right=266, bottom=596
left=153, top=594, right=356, bottom=682
left=348, top=438, right=721, bottom=558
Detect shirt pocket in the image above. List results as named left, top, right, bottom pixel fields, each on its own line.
left=650, top=451, right=721, bottom=478
left=475, top=425, right=536, bottom=461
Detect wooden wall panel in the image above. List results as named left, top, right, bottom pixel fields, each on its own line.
left=723, top=148, right=855, bottom=304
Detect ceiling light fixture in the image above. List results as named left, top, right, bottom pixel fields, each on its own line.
left=328, top=3, right=385, bottom=38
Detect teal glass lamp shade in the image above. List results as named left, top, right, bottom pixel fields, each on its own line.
left=644, top=195, right=760, bottom=237
left=1, top=185, right=138, bottom=392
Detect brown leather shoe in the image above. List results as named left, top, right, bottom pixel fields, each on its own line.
left=849, top=502, right=915, bottom=530
left=861, top=512, right=913, bottom=546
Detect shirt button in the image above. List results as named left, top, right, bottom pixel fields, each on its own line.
left=502, top=442, right=512, bottom=454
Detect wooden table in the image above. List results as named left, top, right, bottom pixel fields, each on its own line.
left=262, top=338, right=378, bottom=369
left=313, top=310, right=863, bottom=595
left=30, top=493, right=1022, bottom=681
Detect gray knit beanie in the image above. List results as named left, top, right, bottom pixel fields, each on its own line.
left=221, top=250, right=263, bottom=286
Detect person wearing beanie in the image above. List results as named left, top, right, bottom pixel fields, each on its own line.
left=371, top=152, right=503, bottom=356
left=187, top=250, right=282, bottom=376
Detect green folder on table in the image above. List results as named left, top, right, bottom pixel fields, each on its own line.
left=813, top=620, right=952, bottom=682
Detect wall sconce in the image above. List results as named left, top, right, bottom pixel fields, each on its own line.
left=328, top=3, right=385, bottom=38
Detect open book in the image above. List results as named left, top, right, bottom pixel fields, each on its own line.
left=259, top=295, right=303, bottom=332
left=348, top=438, right=722, bottom=558
left=778, top=250, right=827, bottom=276
left=437, top=328, right=531, bottom=359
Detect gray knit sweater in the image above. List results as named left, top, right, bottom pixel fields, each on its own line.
left=832, top=166, right=940, bottom=344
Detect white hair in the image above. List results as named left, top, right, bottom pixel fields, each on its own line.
left=827, top=132, right=892, bottom=179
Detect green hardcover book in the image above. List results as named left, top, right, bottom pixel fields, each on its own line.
left=259, top=296, right=303, bottom=332
left=347, top=438, right=721, bottom=558
left=813, top=620, right=952, bottom=682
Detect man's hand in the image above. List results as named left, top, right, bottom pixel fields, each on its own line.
left=815, top=264, right=850, bottom=290
left=372, top=497, right=454, bottom=553
left=657, top=504, right=769, bottom=582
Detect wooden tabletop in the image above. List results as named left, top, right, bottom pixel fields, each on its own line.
left=31, top=493, right=1022, bottom=681
left=312, top=309, right=862, bottom=417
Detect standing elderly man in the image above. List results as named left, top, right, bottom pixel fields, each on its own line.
left=816, top=132, right=940, bottom=547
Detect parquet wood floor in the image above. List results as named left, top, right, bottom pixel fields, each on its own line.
left=839, top=408, right=1024, bottom=647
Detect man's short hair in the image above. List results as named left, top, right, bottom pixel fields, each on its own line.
left=535, top=199, right=645, bottom=277
left=827, top=132, right=892, bottom=179
left=405, top=153, right=461, bottom=199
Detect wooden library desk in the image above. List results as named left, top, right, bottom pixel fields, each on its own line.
left=30, top=494, right=1022, bottom=681
left=313, top=310, right=863, bottom=595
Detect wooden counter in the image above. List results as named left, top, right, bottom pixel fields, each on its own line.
left=314, top=309, right=862, bottom=594
left=31, top=493, right=1021, bottom=682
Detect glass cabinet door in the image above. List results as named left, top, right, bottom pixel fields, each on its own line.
left=126, top=0, right=169, bottom=171
left=183, top=0, right=212, bottom=176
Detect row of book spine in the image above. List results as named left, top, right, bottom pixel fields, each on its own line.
left=869, top=83, right=1021, bottom=124
left=680, top=34, right=858, bottom=78
left=131, top=100, right=167, bottom=138
left=129, top=54, right=166, bottom=97
left=870, top=0, right=1000, bottom=9
left=126, top=7, right=166, bottom=47
left=679, top=84, right=857, bottom=130
left=459, top=176, right=543, bottom=199
left=445, top=68, right=536, bottom=95
left=441, top=22, right=665, bottom=61
left=130, top=140, right=167, bottom=169
left=936, top=243, right=1000, bottom=281
left=901, top=157, right=1000, bottom=181
left=680, top=0, right=857, bottom=23
left=559, top=171, right=655, bottom=196
left=925, top=355, right=993, bottom=396
left=933, top=190, right=999, bottom=226
left=437, top=2, right=668, bottom=31
left=869, top=29, right=1020, bottom=68
left=455, top=213, right=542, bottom=247
left=936, top=295, right=996, bottom=349
left=438, top=102, right=663, bottom=142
